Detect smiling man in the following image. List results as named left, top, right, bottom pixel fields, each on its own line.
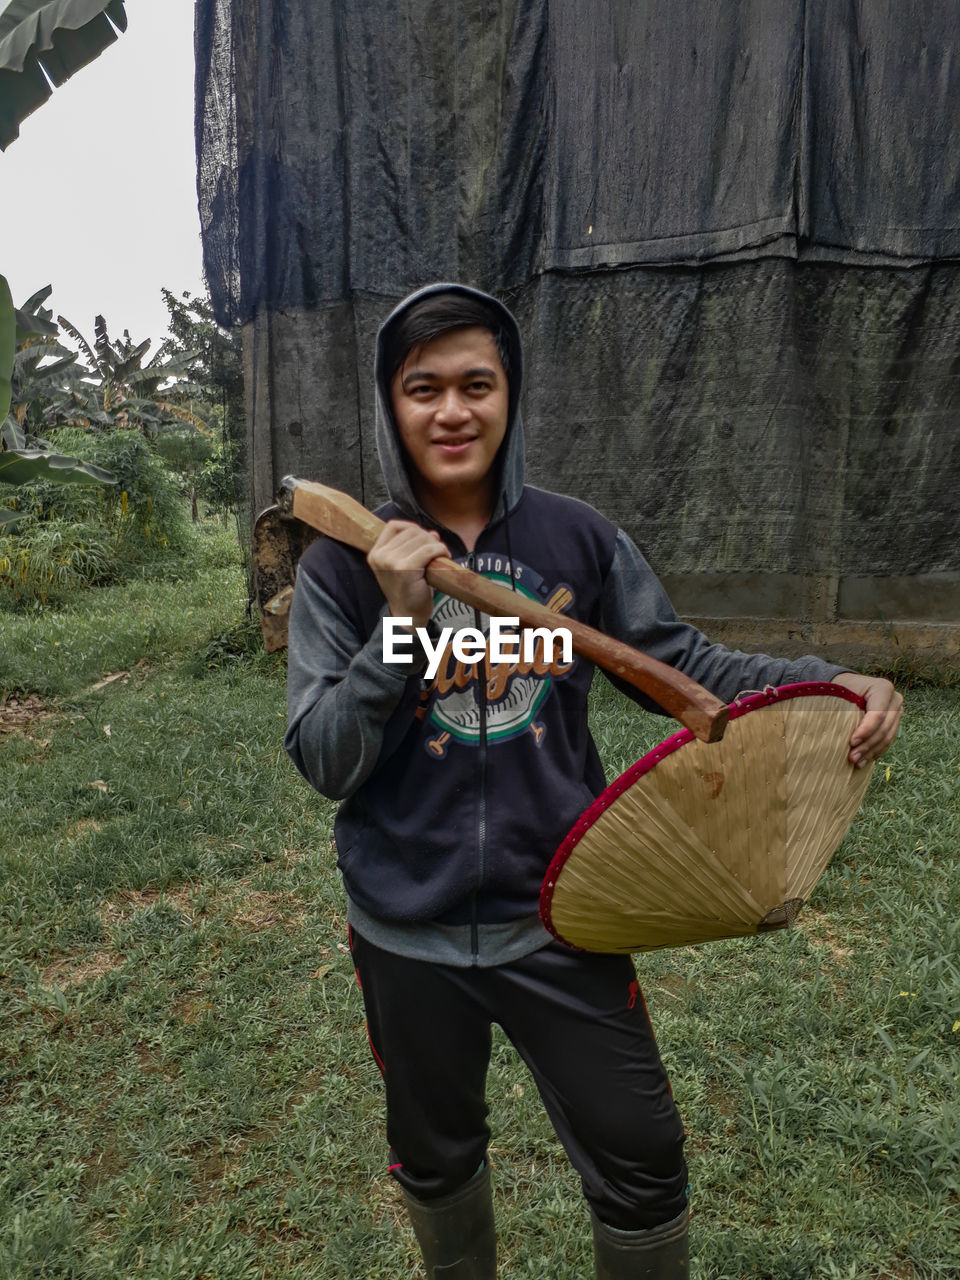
left=285, top=284, right=902, bottom=1278
left=391, top=324, right=508, bottom=529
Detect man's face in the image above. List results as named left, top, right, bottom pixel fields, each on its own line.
left=390, top=326, right=509, bottom=507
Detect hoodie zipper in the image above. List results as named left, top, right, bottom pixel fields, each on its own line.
left=468, top=551, right=487, bottom=965
left=468, top=508, right=515, bottom=965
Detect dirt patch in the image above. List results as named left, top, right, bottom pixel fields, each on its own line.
left=703, top=1082, right=738, bottom=1119
left=2, top=669, right=141, bottom=739
left=66, top=817, right=104, bottom=840
left=133, top=1040, right=166, bottom=1076
left=228, top=886, right=305, bottom=932
left=171, top=992, right=214, bottom=1024
left=79, top=1143, right=127, bottom=1191
left=96, top=886, right=199, bottom=927
left=653, top=972, right=697, bottom=1003
left=41, top=949, right=123, bottom=989
left=190, top=1145, right=226, bottom=1187
left=800, top=914, right=854, bottom=963
left=96, top=881, right=305, bottom=935
left=0, top=693, right=57, bottom=736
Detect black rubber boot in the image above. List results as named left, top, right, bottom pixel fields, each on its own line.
left=402, top=1163, right=497, bottom=1278
left=591, top=1205, right=689, bottom=1279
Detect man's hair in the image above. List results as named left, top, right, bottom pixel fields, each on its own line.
left=383, top=293, right=512, bottom=383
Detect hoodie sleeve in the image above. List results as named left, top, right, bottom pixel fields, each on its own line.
left=599, top=529, right=848, bottom=712
left=284, top=563, right=429, bottom=800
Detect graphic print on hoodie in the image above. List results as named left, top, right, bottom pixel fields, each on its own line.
left=415, top=558, right=577, bottom=758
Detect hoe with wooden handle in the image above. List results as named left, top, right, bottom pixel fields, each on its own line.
left=275, top=476, right=728, bottom=743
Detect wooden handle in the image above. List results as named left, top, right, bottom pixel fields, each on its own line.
left=280, top=476, right=728, bottom=743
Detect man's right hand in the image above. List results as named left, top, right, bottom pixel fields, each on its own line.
left=367, top=521, right=449, bottom=630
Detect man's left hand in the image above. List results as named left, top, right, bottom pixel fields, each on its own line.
left=831, top=672, right=904, bottom=769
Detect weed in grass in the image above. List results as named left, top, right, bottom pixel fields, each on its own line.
left=189, top=614, right=266, bottom=676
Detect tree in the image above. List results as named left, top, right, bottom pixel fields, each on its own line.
left=159, top=288, right=244, bottom=429
left=159, top=288, right=246, bottom=524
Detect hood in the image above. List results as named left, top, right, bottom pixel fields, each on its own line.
left=374, top=282, right=525, bottom=524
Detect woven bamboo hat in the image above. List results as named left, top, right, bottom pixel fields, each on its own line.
left=540, top=683, right=875, bottom=953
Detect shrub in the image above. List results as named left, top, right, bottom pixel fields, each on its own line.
left=0, top=517, right=112, bottom=603
left=0, top=428, right=193, bottom=604
left=196, top=435, right=243, bottom=514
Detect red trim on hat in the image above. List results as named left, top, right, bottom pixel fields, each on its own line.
left=539, top=681, right=866, bottom=946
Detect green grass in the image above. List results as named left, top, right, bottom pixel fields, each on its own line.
left=0, top=523, right=251, bottom=699
left=2, top=540, right=958, bottom=1279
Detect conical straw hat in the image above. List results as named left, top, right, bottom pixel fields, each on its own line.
left=540, top=683, right=875, bottom=953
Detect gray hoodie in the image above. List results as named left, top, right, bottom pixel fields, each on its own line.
left=285, top=284, right=847, bottom=967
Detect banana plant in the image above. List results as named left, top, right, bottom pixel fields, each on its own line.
left=56, top=312, right=206, bottom=437
left=0, top=0, right=128, bottom=150
left=8, top=289, right=85, bottom=433
left=1, top=1, right=131, bottom=527
left=1, top=281, right=115, bottom=532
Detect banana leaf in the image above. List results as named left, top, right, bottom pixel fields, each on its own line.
left=1, top=416, right=28, bottom=449
left=14, top=284, right=57, bottom=340
left=0, top=0, right=128, bottom=149
left=0, top=447, right=116, bottom=486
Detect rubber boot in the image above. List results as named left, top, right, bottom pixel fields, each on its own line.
left=402, top=1162, right=497, bottom=1278
left=591, top=1205, right=689, bottom=1279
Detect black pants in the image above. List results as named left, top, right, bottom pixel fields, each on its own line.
left=349, top=929, right=688, bottom=1231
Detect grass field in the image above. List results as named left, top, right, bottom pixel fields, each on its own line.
left=2, top=523, right=958, bottom=1279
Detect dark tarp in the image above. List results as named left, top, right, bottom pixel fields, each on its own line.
left=197, top=0, right=960, bottom=311
left=195, top=0, right=960, bottom=624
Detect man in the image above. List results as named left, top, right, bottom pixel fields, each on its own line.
left=285, top=284, right=902, bottom=1278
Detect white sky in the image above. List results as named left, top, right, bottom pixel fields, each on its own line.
left=0, top=0, right=205, bottom=352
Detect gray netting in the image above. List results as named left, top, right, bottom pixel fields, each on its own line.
left=195, top=0, right=960, bottom=620
left=197, top=0, right=960, bottom=314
